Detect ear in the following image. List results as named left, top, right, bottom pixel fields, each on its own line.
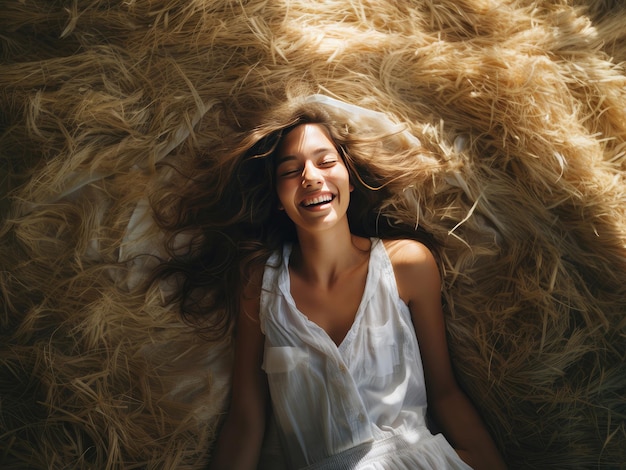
left=349, top=183, right=354, bottom=192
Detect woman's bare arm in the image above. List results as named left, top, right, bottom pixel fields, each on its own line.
left=386, top=239, right=507, bottom=470
left=209, top=275, right=268, bottom=470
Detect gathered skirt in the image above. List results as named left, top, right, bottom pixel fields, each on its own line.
left=302, top=431, right=473, bottom=470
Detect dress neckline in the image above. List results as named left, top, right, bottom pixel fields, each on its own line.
left=279, top=238, right=380, bottom=352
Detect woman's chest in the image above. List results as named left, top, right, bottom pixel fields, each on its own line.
left=289, top=269, right=367, bottom=347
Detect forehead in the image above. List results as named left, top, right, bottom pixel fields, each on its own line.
left=277, top=123, right=335, bottom=156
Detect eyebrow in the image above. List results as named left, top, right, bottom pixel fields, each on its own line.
left=275, top=147, right=337, bottom=166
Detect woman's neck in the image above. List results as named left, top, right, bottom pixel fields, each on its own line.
left=291, top=223, right=371, bottom=287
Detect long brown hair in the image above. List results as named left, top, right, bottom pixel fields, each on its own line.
left=149, top=99, right=439, bottom=338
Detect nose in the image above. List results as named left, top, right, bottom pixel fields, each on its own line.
left=301, top=160, right=323, bottom=187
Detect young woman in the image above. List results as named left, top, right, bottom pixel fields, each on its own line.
left=152, top=96, right=506, bottom=469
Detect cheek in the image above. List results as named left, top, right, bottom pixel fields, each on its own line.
left=335, top=167, right=353, bottom=191
left=275, top=181, right=294, bottom=207
left=275, top=188, right=286, bottom=209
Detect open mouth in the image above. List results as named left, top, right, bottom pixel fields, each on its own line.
left=301, top=193, right=335, bottom=207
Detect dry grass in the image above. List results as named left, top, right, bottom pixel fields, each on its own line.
left=1, top=0, right=625, bottom=468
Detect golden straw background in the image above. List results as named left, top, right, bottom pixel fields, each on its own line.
left=1, top=1, right=625, bottom=468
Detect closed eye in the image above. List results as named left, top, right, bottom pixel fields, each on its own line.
left=278, top=166, right=302, bottom=177
left=276, top=154, right=338, bottom=177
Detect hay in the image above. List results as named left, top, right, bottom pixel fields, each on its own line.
left=1, top=0, right=625, bottom=468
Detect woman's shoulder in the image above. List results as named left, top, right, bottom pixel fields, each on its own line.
left=381, top=238, right=441, bottom=304
left=241, top=262, right=264, bottom=301
left=381, top=238, right=436, bottom=265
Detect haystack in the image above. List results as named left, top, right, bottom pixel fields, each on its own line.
left=1, top=1, right=625, bottom=468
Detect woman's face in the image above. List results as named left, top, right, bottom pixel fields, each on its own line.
left=274, top=123, right=353, bottom=234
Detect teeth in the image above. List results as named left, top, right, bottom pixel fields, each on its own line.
left=303, top=194, right=333, bottom=207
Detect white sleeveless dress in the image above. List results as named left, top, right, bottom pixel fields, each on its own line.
left=260, top=239, right=473, bottom=470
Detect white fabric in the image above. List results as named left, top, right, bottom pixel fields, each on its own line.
left=303, top=94, right=421, bottom=147
left=303, top=95, right=437, bottom=167
left=260, top=239, right=472, bottom=469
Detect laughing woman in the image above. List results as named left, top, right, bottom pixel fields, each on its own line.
left=153, top=96, right=506, bottom=470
